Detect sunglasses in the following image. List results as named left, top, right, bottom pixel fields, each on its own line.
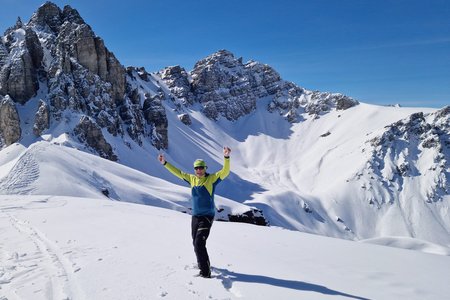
left=194, top=166, right=205, bottom=170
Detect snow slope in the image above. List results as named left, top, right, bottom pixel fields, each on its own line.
left=1, top=195, right=450, bottom=300
left=152, top=98, right=450, bottom=248
left=0, top=97, right=449, bottom=251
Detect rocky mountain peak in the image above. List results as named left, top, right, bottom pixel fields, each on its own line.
left=62, top=5, right=85, bottom=25
left=0, top=2, right=133, bottom=159
left=193, top=49, right=243, bottom=71
left=0, top=3, right=357, bottom=159
left=29, top=1, right=63, bottom=33
left=157, top=49, right=358, bottom=122
left=28, top=2, right=85, bottom=34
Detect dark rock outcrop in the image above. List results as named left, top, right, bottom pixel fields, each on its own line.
left=143, top=94, right=168, bottom=149
left=157, top=66, right=193, bottom=105
left=0, top=26, right=42, bottom=104
left=0, top=2, right=167, bottom=156
left=74, top=116, right=117, bottom=161
left=0, top=95, right=21, bottom=146
left=228, top=208, right=268, bottom=226
left=178, top=113, right=192, bottom=125
left=33, top=100, right=50, bottom=136
left=366, top=106, right=449, bottom=202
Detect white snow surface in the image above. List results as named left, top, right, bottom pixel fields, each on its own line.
left=1, top=195, right=450, bottom=300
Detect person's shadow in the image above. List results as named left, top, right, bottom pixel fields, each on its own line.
left=213, top=268, right=371, bottom=300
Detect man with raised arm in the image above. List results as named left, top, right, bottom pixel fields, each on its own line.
left=158, top=147, right=231, bottom=278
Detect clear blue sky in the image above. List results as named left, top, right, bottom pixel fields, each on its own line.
left=1, top=0, right=449, bottom=108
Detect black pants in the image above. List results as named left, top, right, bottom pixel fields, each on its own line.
left=191, top=215, right=214, bottom=275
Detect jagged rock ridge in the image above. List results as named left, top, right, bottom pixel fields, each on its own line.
left=0, top=2, right=358, bottom=159
left=157, top=49, right=359, bottom=122
left=0, top=2, right=167, bottom=159
left=361, top=106, right=450, bottom=204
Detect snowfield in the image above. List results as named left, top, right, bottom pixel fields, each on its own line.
left=1, top=195, right=450, bottom=300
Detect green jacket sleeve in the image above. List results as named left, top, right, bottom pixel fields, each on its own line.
left=211, top=157, right=230, bottom=181
left=164, top=162, right=193, bottom=183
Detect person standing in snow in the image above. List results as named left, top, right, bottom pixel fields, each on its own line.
left=158, top=147, right=231, bottom=278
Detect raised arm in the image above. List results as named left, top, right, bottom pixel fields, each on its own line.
left=213, top=147, right=231, bottom=180
left=158, top=154, right=192, bottom=183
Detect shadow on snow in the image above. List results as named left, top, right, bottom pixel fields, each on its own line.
left=214, top=268, right=371, bottom=300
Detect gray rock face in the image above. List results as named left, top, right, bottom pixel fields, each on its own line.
left=29, top=2, right=63, bottom=33
left=191, top=50, right=257, bottom=121
left=157, top=49, right=359, bottom=122
left=25, top=27, right=44, bottom=69
left=0, top=25, right=42, bottom=104
left=33, top=100, right=50, bottom=136
left=53, top=19, right=126, bottom=104
left=0, top=2, right=167, bottom=156
left=157, top=66, right=193, bottom=105
left=367, top=106, right=449, bottom=202
left=74, top=116, right=117, bottom=161
left=0, top=41, right=8, bottom=68
left=143, top=94, right=168, bottom=149
left=245, top=60, right=282, bottom=97
left=0, top=95, right=21, bottom=146
left=4, top=50, right=38, bottom=104
left=269, top=87, right=359, bottom=122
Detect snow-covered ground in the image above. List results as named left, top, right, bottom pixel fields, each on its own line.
left=1, top=195, right=450, bottom=300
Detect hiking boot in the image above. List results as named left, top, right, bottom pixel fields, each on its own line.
left=198, top=270, right=211, bottom=278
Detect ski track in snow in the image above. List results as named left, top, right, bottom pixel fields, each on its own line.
left=0, top=212, right=83, bottom=300
left=0, top=149, right=40, bottom=194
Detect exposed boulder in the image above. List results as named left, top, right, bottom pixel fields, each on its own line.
left=178, top=113, right=192, bottom=126
left=227, top=208, right=268, bottom=226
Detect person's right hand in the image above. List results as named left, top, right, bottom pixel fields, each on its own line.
left=158, top=154, right=166, bottom=164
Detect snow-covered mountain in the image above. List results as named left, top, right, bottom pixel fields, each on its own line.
left=0, top=1, right=449, bottom=252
